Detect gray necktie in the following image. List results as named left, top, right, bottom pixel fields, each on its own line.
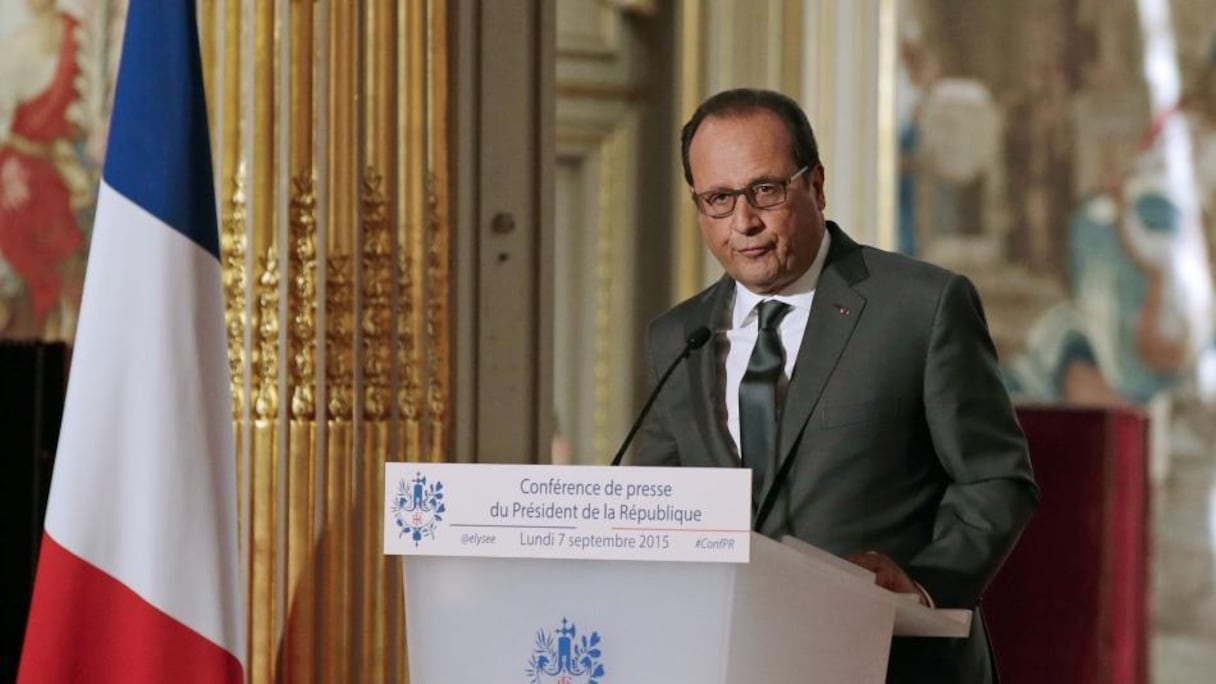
left=739, top=300, right=791, bottom=502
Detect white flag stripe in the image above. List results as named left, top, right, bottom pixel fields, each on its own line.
left=43, top=181, right=242, bottom=658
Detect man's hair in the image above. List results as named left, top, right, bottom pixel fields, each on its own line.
left=680, top=88, right=820, bottom=187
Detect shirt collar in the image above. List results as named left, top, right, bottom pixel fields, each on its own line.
left=731, top=229, right=831, bottom=328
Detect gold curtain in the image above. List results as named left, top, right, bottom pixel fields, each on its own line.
left=198, top=1, right=450, bottom=681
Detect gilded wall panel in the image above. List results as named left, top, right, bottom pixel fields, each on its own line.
left=200, top=1, right=450, bottom=681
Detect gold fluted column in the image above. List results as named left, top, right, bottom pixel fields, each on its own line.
left=423, top=0, right=452, bottom=465
left=392, top=9, right=423, bottom=677
left=221, top=163, right=247, bottom=509
left=398, top=0, right=426, bottom=463
left=360, top=0, right=397, bottom=681
left=282, top=1, right=319, bottom=682
left=284, top=173, right=317, bottom=682
left=393, top=4, right=449, bottom=676
left=202, top=1, right=450, bottom=681
left=397, top=0, right=451, bottom=464
left=249, top=246, right=280, bottom=684
left=210, top=0, right=253, bottom=675
left=247, top=0, right=283, bottom=681
left=359, top=167, right=392, bottom=682
left=321, top=0, right=359, bottom=680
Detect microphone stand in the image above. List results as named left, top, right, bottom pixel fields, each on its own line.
left=609, top=327, right=711, bottom=466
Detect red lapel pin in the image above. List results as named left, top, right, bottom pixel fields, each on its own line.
left=836, top=304, right=850, bottom=316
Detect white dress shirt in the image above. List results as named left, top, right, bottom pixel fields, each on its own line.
left=722, top=230, right=831, bottom=459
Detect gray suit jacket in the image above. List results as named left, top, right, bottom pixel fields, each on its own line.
left=634, top=223, right=1039, bottom=683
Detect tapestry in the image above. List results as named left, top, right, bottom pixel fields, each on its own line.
left=0, top=0, right=125, bottom=341
left=897, top=0, right=1216, bottom=679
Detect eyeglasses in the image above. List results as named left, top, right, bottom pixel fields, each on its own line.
left=691, top=166, right=809, bottom=218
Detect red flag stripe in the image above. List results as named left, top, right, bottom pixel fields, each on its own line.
left=18, top=534, right=242, bottom=683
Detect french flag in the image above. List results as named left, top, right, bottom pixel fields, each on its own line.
left=18, top=1, right=244, bottom=681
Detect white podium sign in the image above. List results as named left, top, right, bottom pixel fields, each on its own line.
left=391, top=464, right=972, bottom=682
left=383, top=463, right=751, bottom=562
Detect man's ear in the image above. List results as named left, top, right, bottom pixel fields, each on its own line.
left=810, top=164, right=826, bottom=208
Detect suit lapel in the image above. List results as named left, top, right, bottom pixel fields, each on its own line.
left=686, top=276, right=738, bottom=469
left=769, top=224, right=869, bottom=490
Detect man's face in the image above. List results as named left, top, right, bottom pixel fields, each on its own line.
left=687, top=110, right=826, bottom=295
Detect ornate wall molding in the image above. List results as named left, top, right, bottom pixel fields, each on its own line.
left=200, top=1, right=450, bottom=681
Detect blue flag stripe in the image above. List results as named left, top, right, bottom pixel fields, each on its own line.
left=102, top=0, right=218, bottom=259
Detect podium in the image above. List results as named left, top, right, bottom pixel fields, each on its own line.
left=400, top=531, right=971, bottom=682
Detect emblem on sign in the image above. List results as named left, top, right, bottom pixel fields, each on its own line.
left=526, top=618, right=605, bottom=684
left=391, top=473, right=445, bottom=545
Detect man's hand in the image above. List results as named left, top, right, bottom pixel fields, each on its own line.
left=844, top=550, right=929, bottom=606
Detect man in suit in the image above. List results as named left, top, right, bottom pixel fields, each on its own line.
left=633, top=88, right=1039, bottom=683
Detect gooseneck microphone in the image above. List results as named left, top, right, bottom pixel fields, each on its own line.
left=610, top=326, right=712, bottom=466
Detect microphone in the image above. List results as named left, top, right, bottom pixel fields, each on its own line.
left=610, top=326, right=712, bottom=466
